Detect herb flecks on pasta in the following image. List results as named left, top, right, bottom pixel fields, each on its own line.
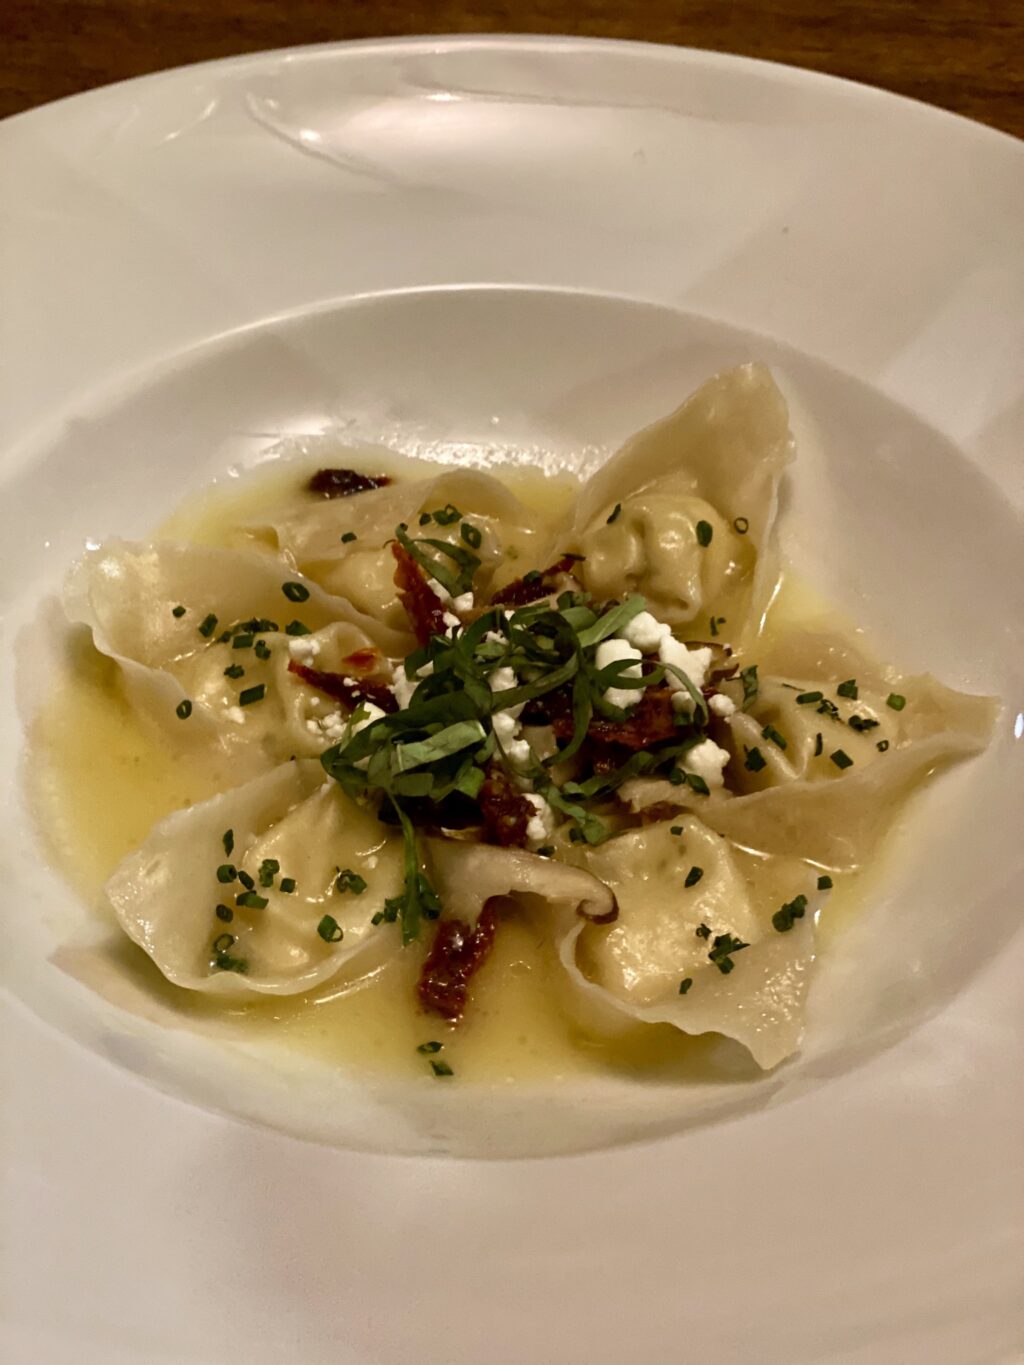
left=68, top=364, right=995, bottom=1071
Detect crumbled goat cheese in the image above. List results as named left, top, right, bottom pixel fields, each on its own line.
left=660, top=636, right=714, bottom=713
left=489, top=665, right=529, bottom=768
left=524, top=792, right=556, bottom=843
left=684, top=738, right=731, bottom=790
left=595, top=637, right=643, bottom=709
left=427, top=578, right=452, bottom=605
left=288, top=635, right=321, bottom=662
left=451, top=591, right=475, bottom=615
left=442, top=611, right=461, bottom=636
left=621, top=610, right=672, bottom=653
left=390, top=668, right=418, bottom=710
left=708, top=693, right=737, bottom=718
left=225, top=706, right=245, bottom=725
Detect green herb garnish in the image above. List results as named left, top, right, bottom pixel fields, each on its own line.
left=175, top=700, right=192, bottom=720
left=733, top=517, right=749, bottom=534
left=606, top=503, right=622, bottom=524
left=830, top=749, right=854, bottom=769
left=340, top=531, right=357, bottom=543
left=430, top=1059, right=454, bottom=1077
left=744, top=746, right=767, bottom=772
left=772, top=894, right=808, bottom=933
left=708, top=932, right=748, bottom=973
left=198, top=613, right=218, bottom=639
left=222, top=829, right=234, bottom=855
left=236, top=891, right=268, bottom=910
left=461, top=522, right=482, bottom=550
left=739, top=664, right=759, bottom=710
left=696, top=519, right=713, bottom=547
left=282, top=581, right=310, bottom=603
left=684, top=866, right=704, bottom=888
left=216, top=864, right=236, bottom=884
left=817, top=875, right=833, bottom=890
left=258, top=858, right=280, bottom=888
left=876, top=739, right=890, bottom=752
left=279, top=877, right=296, bottom=894
left=317, top=914, right=344, bottom=943
left=232, top=633, right=253, bottom=650
left=796, top=691, right=823, bottom=705
left=695, top=923, right=711, bottom=940
left=224, top=663, right=245, bottom=679
left=172, top=604, right=186, bottom=618
left=886, top=693, right=907, bottom=711
left=335, top=869, right=367, bottom=895
left=837, top=679, right=858, bottom=699
left=761, top=724, right=787, bottom=750
left=215, top=904, right=233, bottom=922
left=417, top=1041, right=443, bottom=1054
left=239, top=684, right=266, bottom=707
left=678, top=977, right=693, bottom=995
left=285, top=620, right=311, bottom=635
left=814, top=732, right=823, bottom=757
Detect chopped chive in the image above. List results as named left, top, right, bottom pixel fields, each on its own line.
left=198, top=613, right=219, bottom=638
left=224, top=663, right=245, bottom=679
left=254, top=639, right=271, bottom=661
left=418, top=512, right=432, bottom=526
left=772, top=894, right=808, bottom=933
left=837, top=679, right=858, bottom=700
left=762, top=724, right=788, bottom=750
left=432, top=504, right=462, bottom=526
left=817, top=875, right=833, bottom=890
left=696, top=519, right=713, bottom=547
left=460, top=522, right=482, bottom=549
left=744, top=746, right=767, bottom=772
left=340, top=531, right=357, bottom=544
left=684, top=866, right=704, bottom=888
left=335, top=868, right=367, bottom=895
left=213, top=952, right=248, bottom=974
left=236, top=890, right=268, bottom=910
left=523, top=569, right=542, bottom=584
left=733, top=516, right=750, bottom=534
left=695, top=923, right=711, bottom=939
left=232, top=633, right=254, bottom=650
left=215, top=904, right=233, bottom=922
left=796, top=691, right=823, bottom=705
left=847, top=714, right=880, bottom=732
left=708, top=931, right=748, bottom=973
left=536, top=845, right=554, bottom=858
left=886, top=693, right=907, bottom=711
left=740, top=664, right=759, bottom=709
left=417, top=1040, right=443, bottom=1054
left=216, top=864, right=237, bottom=884
left=213, top=933, right=235, bottom=953
left=814, top=732, right=823, bottom=757
left=172, top=604, right=186, bottom=618
left=685, top=773, right=711, bottom=796
left=830, top=749, right=854, bottom=769
left=175, top=700, right=192, bottom=720
left=279, top=877, right=297, bottom=894
left=876, top=739, right=890, bottom=752
left=817, top=697, right=842, bottom=722
left=668, top=767, right=686, bottom=786
left=606, top=503, right=622, bottom=525
left=678, top=977, right=693, bottom=995
left=239, top=684, right=266, bottom=707
left=670, top=825, right=684, bottom=835
left=258, top=858, right=280, bottom=888
left=282, top=581, right=310, bottom=603
left=370, top=911, right=385, bottom=925
left=222, top=829, right=234, bottom=856
left=317, top=914, right=343, bottom=943
left=430, top=1059, right=454, bottom=1077
left=237, top=870, right=255, bottom=891
left=285, top=620, right=311, bottom=636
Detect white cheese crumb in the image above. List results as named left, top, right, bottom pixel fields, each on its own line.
left=442, top=610, right=461, bottom=637
left=595, top=637, right=643, bottom=709
left=621, top=610, right=672, bottom=653
left=504, top=737, right=533, bottom=772
left=390, top=667, right=417, bottom=710
left=683, top=738, right=731, bottom=791
left=708, top=693, right=737, bottom=718
left=427, top=578, right=452, bottom=605
left=288, top=635, right=321, bottom=662
left=451, top=591, right=475, bottom=615
left=225, top=706, right=245, bottom=725
left=660, top=637, right=713, bottom=713
left=524, top=793, right=556, bottom=843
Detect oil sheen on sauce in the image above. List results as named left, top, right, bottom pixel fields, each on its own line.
left=30, top=453, right=867, bottom=1085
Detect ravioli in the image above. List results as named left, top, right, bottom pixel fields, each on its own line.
left=55, top=365, right=996, bottom=1074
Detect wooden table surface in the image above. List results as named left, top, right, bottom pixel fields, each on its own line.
left=2, top=0, right=1022, bottom=139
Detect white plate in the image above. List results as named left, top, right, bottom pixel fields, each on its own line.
left=2, top=36, right=1022, bottom=1364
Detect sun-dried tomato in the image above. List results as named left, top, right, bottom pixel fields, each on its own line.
left=479, top=764, right=532, bottom=846
left=418, top=901, right=500, bottom=1022
left=391, top=542, right=449, bottom=646
left=550, top=685, right=679, bottom=749
left=286, top=661, right=398, bottom=713
left=489, top=553, right=584, bottom=608
left=307, top=468, right=391, bottom=497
